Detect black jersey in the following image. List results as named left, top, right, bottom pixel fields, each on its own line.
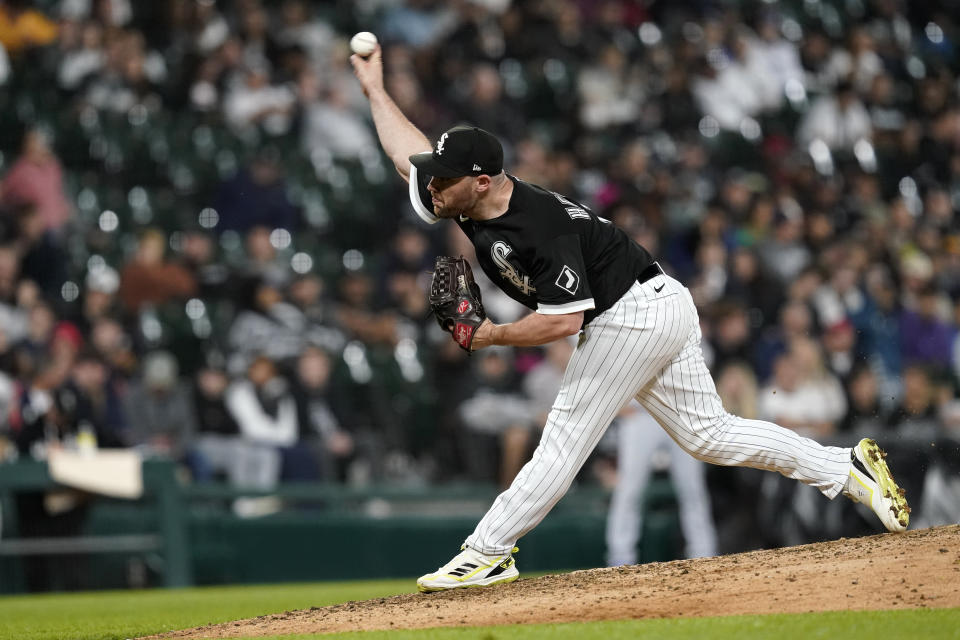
left=409, top=165, right=655, bottom=325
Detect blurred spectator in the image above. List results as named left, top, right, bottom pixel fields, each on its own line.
left=242, top=225, right=289, bottom=286
left=118, top=229, right=197, bottom=314
left=758, top=211, right=811, bottom=285
left=797, top=80, right=872, bottom=152
left=286, top=273, right=345, bottom=352
left=758, top=337, right=846, bottom=439
left=839, top=363, right=888, bottom=436
left=71, top=265, right=120, bottom=334
left=0, top=0, right=58, bottom=56
left=56, top=19, right=104, bottom=91
left=188, top=361, right=245, bottom=483
left=458, top=349, right=533, bottom=488
left=83, top=29, right=165, bottom=114
left=0, top=244, right=30, bottom=344
left=523, top=337, right=575, bottom=427
left=886, top=364, right=941, bottom=441
left=821, top=317, right=857, bottom=379
left=823, top=28, right=883, bottom=94
left=122, top=349, right=196, bottom=458
left=690, top=51, right=762, bottom=132
left=900, top=283, right=955, bottom=374
left=457, top=63, right=524, bottom=140
left=706, top=301, right=752, bottom=374
left=334, top=270, right=398, bottom=346
left=379, top=0, right=458, bottom=49
left=754, top=13, right=804, bottom=97
left=227, top=276, right=308, bottom=372
left=88, top=316, right=135, bottom=378
left=59, top=0, right=132, bottom=27
left=225, top=355, right=308, bottom=490
left=293, top=346, right=354, bottom=481
left=723, top=246, right=783, bottom=330
left=276, top=0, right=335, bottom=67
left=6, top=202, right=68, bottom=298
left=298, top=70, right=377, bottom=161
left=223, top=63, right=296, bottom=135
left=236, top=2, right=281, bottom=71
left=851, top=265, right=902, bottom=398
left=1, top=128, right=71, bottom=235
left=213, top=150, right=299, bottom=233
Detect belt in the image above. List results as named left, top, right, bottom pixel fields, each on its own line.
left=637, top=261, right=664, bottom=284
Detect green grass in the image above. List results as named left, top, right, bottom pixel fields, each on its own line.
left=0, top=579, right=411, bottom=640
left=0, top=580, right=957, bottom=640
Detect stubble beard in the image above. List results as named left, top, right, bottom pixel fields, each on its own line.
left=433, top=202, right=471, bottom=220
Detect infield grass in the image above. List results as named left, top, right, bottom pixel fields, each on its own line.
left=0, top=579, right=957, bottom=640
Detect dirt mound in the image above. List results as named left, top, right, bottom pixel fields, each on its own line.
left=155, top=525, right=960, bottom=638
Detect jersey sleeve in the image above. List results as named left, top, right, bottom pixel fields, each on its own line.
left=530, top=233, right=595, bottom=315
left=407, top=157, right=440, bottom=225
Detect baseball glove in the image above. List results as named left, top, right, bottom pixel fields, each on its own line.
left=429, top=255, right=487, bottom=352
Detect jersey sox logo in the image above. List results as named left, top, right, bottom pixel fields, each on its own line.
left=491, top=241, right=536, bottom=295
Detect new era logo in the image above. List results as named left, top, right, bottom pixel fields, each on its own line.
left=473, top=164, right=481, bottom=171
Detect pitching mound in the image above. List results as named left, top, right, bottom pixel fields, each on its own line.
left=156, top=525, right=960, bottom=638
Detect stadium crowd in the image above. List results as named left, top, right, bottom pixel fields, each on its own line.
left=0, top=0, right=959, bottom=556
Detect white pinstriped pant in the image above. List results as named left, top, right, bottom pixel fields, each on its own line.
left=465, top=273, right=852, bottom=555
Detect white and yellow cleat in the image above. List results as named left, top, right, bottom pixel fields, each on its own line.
left=417, top=545, right=519, bottom=593
left=844, top=438, right=911, bottom=532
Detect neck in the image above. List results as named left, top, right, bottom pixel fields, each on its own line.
left=470, top=174, right=514, bottom=222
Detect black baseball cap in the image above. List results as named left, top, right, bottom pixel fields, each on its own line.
left=409, top=125, right=503, bottom=178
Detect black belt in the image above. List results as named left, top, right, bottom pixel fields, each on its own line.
left=637, top=262, right=664, bottom=284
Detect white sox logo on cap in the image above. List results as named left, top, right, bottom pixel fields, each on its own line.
left=436, top=132, right=449, bottom=155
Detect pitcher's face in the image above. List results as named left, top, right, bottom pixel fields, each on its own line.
left=428, top=175, right=478, bottom=219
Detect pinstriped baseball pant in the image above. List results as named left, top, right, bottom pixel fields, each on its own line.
left=464, top=273, right=852, bottom=555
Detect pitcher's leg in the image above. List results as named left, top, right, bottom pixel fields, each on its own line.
left=466, top=287, right=691, bottom=555
left=637, top=330, right=850, bottom=498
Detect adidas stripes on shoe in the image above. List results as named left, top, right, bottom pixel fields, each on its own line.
left=417, top=545, right=519, bottom=593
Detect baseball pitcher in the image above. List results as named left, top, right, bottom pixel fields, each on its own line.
left=351, top=44, right=909, bottom=593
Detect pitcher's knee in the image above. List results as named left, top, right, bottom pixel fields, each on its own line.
left=676, top=416, right=739, bottom=464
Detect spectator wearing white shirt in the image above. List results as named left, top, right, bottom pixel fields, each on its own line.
left=224, top=65, right=297, bottom=136
left=691, top=55, right=763, bottom=132
left=759, top=337, right=846, bottom=440
left=755, top=16, right=805, bottom=98
left=297, top=71, right=377, bottom=160
left=577, top=44, right=643, bottom=131
left=823, top=28, right=883, bottom=94
left=797, top=80, right=872, bottom=151
left=225, top=356, right=301, bottom=490
left=57, top=20, right=104, bottom=91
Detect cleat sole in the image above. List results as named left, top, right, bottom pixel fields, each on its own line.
left=417, top=573, right=518, bottom=593
left=860, top=439, right=910, bottom=529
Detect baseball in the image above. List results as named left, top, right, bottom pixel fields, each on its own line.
left=350, top=31, right=378, bottom=57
